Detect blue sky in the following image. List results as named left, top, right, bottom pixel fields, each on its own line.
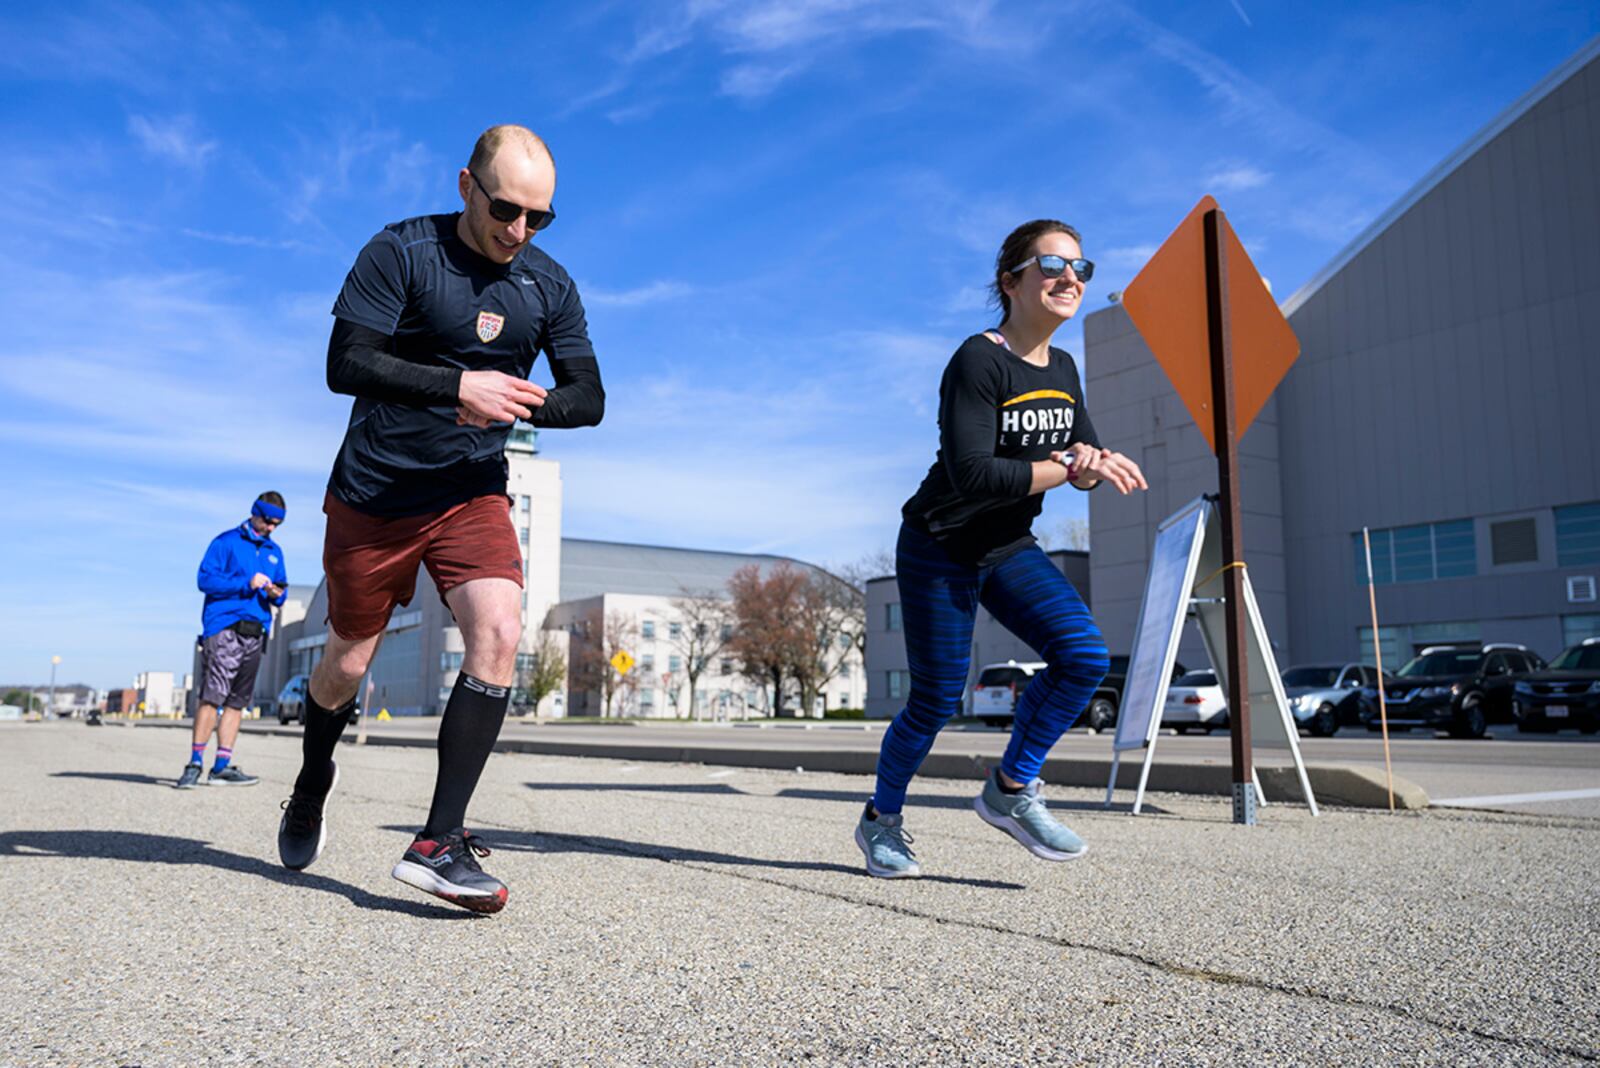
left=2, top=1, right=1595, bottom=689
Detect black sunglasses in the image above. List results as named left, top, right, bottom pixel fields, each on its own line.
left=1010, top=254, right=1094, bottom=282
left=469, top=170, right=556, bottom=231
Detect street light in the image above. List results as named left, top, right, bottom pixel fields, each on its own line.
left=48, top=655, right=60, bottom=719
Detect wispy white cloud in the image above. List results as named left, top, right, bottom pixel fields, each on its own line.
left=1228, top=0, right=1254, bottom=28
left=1100, top=245, right=1159, bottom=269
left=128, top=114, right=217, bottom=168
left=720, top=59, right=810, bottom=99
left=1111, top=7, right=1397, bottom=192
left=581, top=280, right=695, bottom=307
left=179, top=228, right=312, bottom=252
left=1204, top=161, right=1272, bottom=192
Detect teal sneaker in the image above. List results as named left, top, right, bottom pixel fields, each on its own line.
left=855, top=809, right=921, bottom=879
left=975, top=771, right=1087, bottom=861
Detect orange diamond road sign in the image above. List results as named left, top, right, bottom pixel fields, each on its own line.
left=1120, top=195, right=1300, bottom=452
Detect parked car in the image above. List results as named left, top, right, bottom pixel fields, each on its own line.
left=1513, top=638, right=1600, bottom=734
left=1162, top=670, right=1228, bottom=733
left=970, top=660, right=1044, bottom=727
left=1368, top=643, right=1545, bottom=738
left=1280, top=663, right=1386, bottom=737
left=1084, top=654, right=1189, bottom=732
left=276, top=674, right=311, bottom=725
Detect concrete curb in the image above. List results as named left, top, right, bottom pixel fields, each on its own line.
left=129, top=718, right=1430, bottom=810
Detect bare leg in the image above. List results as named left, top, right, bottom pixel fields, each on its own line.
left=192, top=703, right=218, bottom=749
left=447, top=578, right=522, bottom=687
left=217, top=707, right=244, bottom=750
left=309, top=631, right=385, bottom=709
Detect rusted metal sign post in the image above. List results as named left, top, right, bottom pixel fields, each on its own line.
left=1121, top=196, right=1300, bottom=825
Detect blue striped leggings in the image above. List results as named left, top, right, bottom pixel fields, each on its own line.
left=872, top=522, right=1110, bottom=814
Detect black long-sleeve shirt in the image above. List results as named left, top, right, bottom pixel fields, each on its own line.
left=323, top=213, right=604, bottom=516
left=902, top=334, right=1099, bottom=566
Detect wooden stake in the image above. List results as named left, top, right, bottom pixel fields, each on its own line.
left=1363, top=527, right=1394, bottom=811
left=1204, top=208, right=1254, bottom=825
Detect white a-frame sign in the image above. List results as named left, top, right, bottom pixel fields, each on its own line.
left=1106, top=495, right=1318, bottom=816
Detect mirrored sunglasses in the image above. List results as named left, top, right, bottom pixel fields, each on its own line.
left=1011, top=254, right=1094, bottom=282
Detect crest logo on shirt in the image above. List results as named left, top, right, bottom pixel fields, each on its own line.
left=476, top=311, right=506, bottom=343
left=268, top=555, right=279, bottom=564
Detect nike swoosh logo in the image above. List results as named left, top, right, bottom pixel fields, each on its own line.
left=518, top=278, right=536, bottom=285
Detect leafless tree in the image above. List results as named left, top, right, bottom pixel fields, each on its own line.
left=727, top=563, right=808, bottom=717
left=1040, top=517, right=1090, bottom=551
left=667, top=590, right=734, bottom=721
left=569, top=606, right=639, bottom=717
left=788, top=570, right=863, bottom=717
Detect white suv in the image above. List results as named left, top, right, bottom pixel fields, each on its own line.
left=970, top=660, right=1046, bottom=727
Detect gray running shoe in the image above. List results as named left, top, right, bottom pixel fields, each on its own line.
left=975, top=770, right=1087, bottom=861
left=855, top=809, right=920, bottom=879
left=206, top=765, right=259, bottom=787
left=174, top=763, right=202, bottom=790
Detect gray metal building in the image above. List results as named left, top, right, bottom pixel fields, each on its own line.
left=864, top=550, right=1091, bottom=719
left=1084, top=39, right=1600, bottom=671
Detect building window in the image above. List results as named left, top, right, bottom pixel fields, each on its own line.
left=518, top=495, right=531, bottom=516
left=886, top=670, right=910, bottom=700
left=669, top=622, right=682, bottom=640
left=642, top=620, right=655, bottom=640
left=1560, top=614, right=1600, bottom=646
left=836, top=663, right=849, bottom=681
left=1490, top=518, right=1538, bottom=565
left=519, top=526, right=530, bottom=546
left=640, top=654, right=655, bottom=673
left=1356, top=627, right=1404, bottom=672
left=440, top=652, right=464, bottom=673
left=886, top=603, right=903, bottom=631
left=640, top=689, right=655, bottom=711
left=1556, top=502, right=1600, bottom=567
left=720, top=658, right=732, bottom=676
left=668, top=655, right=681, bottom=673
left=1353, top=519, right=1475, bottom=586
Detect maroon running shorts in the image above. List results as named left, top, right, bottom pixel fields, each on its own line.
left=322, top=491, right=524, bottom=640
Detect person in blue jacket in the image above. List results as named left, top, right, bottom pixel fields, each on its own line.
left=176, top=492, right=289, bottom=790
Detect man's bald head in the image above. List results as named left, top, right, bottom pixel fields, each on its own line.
left=468, top=125, right=554, bottom=177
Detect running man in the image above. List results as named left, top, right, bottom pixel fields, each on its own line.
left=857, top=219, right=1147, bottom=878
left=180, top=492, right=288, bottom=789
left=276, top=125, right=603, bottom=913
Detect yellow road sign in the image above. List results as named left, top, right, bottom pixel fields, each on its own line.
left=376, top=709, right=391, bottom=721
left=610, top=650, right=635, bottom=676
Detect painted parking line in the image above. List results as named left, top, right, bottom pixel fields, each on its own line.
left=1432, top=787, right=1600, bottom=808
left=706, top=769, right=737, bottom=779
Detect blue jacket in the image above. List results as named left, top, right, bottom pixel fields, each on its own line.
left=198, top=522, right=288, bottom=639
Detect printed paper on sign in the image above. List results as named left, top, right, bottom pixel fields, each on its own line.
left=476, top=311, right=505, bottom=343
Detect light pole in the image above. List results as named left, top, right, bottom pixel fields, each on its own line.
left=48, top=655, right=60, bottom=719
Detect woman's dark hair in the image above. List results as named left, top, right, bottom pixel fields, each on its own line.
left=988, top=219, right=1083, bottom=322
left=258, top=491, right=285, bottom=508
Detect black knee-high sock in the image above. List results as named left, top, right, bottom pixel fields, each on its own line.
left=421, top=673, right=510, bottom=839
left=294, top=693, right=357, bottom=796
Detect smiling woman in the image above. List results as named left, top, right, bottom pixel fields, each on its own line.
left=854, top=219, right=1150, bottom=880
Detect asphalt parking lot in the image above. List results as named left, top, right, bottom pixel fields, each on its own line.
left=2, top=722, right=1597, bottom=1066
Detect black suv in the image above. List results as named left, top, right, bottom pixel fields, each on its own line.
left=1085, top=655, right=1188, bottom=732
left=1512, top=638, right=1600, bottom=734
left=1372, top=643, right=1545, bottom=738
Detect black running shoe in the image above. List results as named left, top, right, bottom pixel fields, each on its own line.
left=391, top=829, right=508, bottom=914
left=207, top=765, right=259, bottom=787
left=174, top=763, right=202, bottom=790
left=277, top=761, right=338, bottom=871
